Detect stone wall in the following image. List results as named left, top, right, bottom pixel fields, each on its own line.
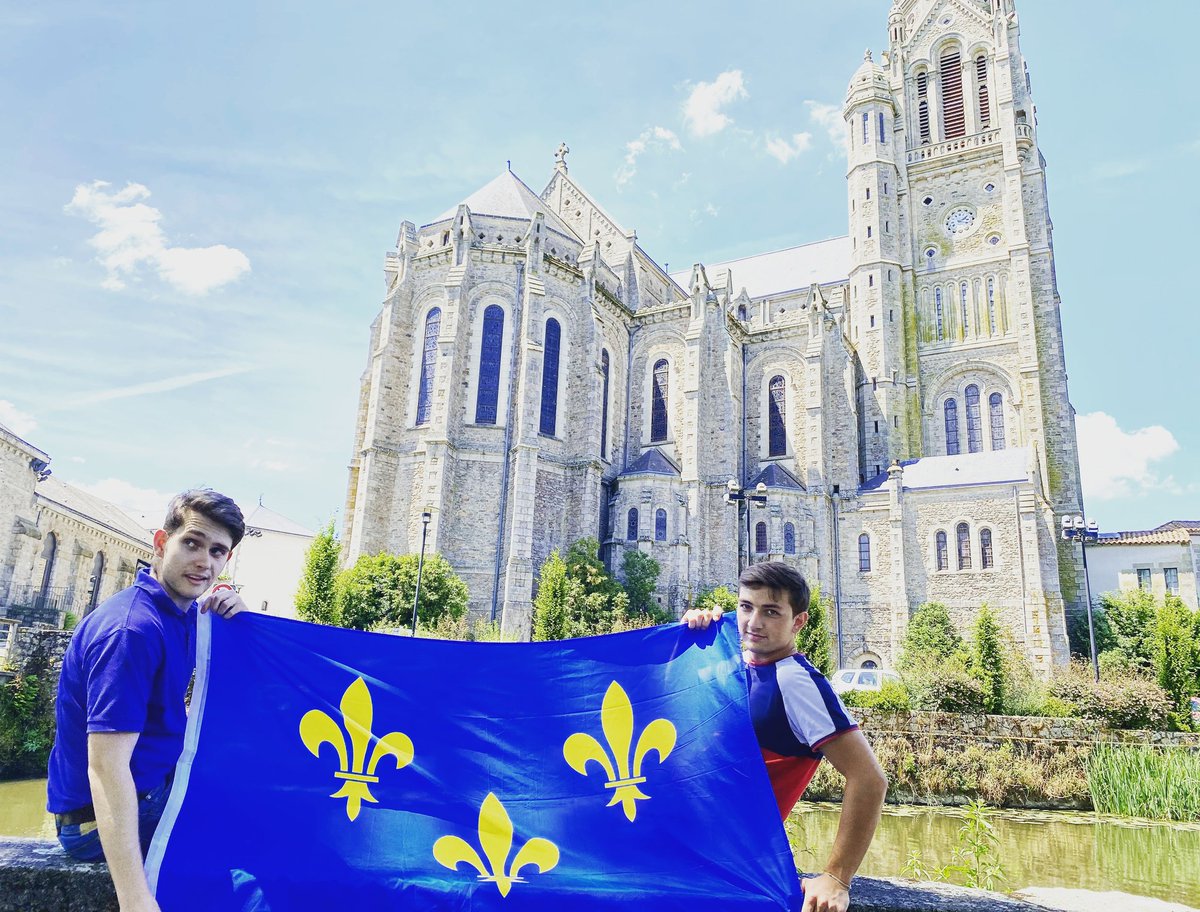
left=7, top=628, right=72, bottom=687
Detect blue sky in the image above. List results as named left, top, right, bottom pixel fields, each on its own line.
left=0, top=0, right=1195, bottom=535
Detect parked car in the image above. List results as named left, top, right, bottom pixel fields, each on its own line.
left=830, top=667, right=901, bottom=694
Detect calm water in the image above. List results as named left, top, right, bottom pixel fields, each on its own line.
left=3, top=779, right=1197, bottom=906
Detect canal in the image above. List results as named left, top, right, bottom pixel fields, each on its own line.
left=3, top=779, right=1197, bottom=905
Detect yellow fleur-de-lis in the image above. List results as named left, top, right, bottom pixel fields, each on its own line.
left=433, top=793, right=560, bottom=897
left=562, top=680, right=676, bottom=821
left=299, top=677, right=414, bottom=821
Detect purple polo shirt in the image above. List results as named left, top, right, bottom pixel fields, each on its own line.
left=47, top=569, right=197, bottom=813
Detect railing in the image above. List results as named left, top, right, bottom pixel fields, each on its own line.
left=907, top=128, right=1001, bottom=164
left=0, top=584, right=80, bottom=625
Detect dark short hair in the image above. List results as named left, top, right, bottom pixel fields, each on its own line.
left=163, top=489, right=246, bottom=549
left=738, top=561, right=811, bottom=617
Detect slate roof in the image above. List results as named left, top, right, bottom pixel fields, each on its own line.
left=860, top=448, right=1031, bottom=492
left=749, top=463, right=806, bottom=491
left=1155, top=520, right=1200, bottom=534
left=244, top=503, right=316, bottom=538
left=619, top=448, right=681, bottom=478
left=429, top=170, right=580, bottom=240
left=35, top=476, right=154, bottom=548
left=668, top=236, right=851, bottom=300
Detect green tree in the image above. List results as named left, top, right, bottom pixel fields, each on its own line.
left=795, top=586, right=834, bottom=676
left=621, top=549, right=666, bottom=620
left=694, top=585, right=738, bottom=613
left=295, top=520, right=342, bottom=625
left=1100, top=589, right=1158, bottom=675
left=1154, top=594, right=1200, bottom=728
left=336, top=552, right=468, bottom=631
left=533, top=550, right=576, bottom=642
left=968, top=605, right=1006, bottom=714
left=899, top=602, right=965, bottom=673
left=564, top=538, right=623, bottom=601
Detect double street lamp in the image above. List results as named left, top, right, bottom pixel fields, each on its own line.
left=410, top=509, right=433, bottom=638
left=1061, top=514, right=1100, bottom=682
left=726, top=479, right=768, bottom=571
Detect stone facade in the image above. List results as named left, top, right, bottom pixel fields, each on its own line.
left=344, top=0, right=1081, bottom=668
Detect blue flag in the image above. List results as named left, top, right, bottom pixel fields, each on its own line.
left=146, top=612, right=802, bottom=910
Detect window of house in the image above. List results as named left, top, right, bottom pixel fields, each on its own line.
left=416, top=307, right=441, bottom=425
left=651, top=358, right=669, bottom=442
left=957, top=522, right=972, bottom=570
left=945, top=399, right=960, bottom=455
left=989, top=393, right=1006, bottom=450
left=627, top=508, right=639, bottom=541
left=784, top=523, right=796, bottom=554
left=936, top=531, right=949, bottom=571
left=1137, top=568, right=1152, bottom=590
left=655, top=508, right=667, bottom=542
left=1165, top=567, right=1179, bottom=595
left=981, top=528, right=994, bottom=569
left=599, top=350, right=610, bottom=459
left=756, top=522, right=768, bottom=554
left=965, top=385, right=983, bottom=453
left=539, top=318, right=562, bottom=436
left=859, top=534, right=871, bottom=572
left=768, top=375, right=787, bottom=457
left=475, top=304, right=505, bottom=424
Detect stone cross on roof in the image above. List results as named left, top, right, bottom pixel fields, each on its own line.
left=554, top=141, right=570, bottom=173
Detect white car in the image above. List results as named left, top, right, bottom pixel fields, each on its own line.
left=831, top=667, right=901, bottom=694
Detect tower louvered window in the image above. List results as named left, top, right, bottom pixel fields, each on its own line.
left=655, top=508, right=667, bottom=542
left=651, top=359, right=669, bottom=442
left=960, top=283, right=970, bottom=336
left=475, top=304, right=504, bottom=424
left=539, top=318, right=561, bottom=436
left=756, top=522, right=768, bottom=554
left=977, top=55, right=991, bottom=127
left=957, top=523, right=972, bottom=570
left=627, top=508, right=639, bottom=541
left=917, top=72, right=931, bottom=144
left=940, top=48, right=966, bottom=139
left=981, top=528, right=994, bottom=569
left=936, top=531, right=949, bottom=571
left=989, top=393, right=1006, bottom=450
left=944, top=398, right=960, bottom=455
left=987, top=278, right=998, bottom=334
left=784, top=523, right=796, bottom=554
left=416, top=307, right=441, bottom=425
left=863, top=112, right=869, bottom=145
left=768, top=375, right=787, bottom=457
left=965, top=384, right=983, bottom=453
left=935, top=288, right=945, bottom=340
left=599, top=350, right=610, bottom=459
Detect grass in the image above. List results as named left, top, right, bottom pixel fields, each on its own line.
left=1086, top=745, right=1200, bottom=822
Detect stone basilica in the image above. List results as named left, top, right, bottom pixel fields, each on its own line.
left=342, top=0, right=1083, bottom=670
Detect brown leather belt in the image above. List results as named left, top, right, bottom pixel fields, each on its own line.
left=55, top=785, right=159, bottom=828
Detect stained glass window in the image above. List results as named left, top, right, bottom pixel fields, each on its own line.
left=768, top=375, right=787, bottom=457
left=989, top=393, right=1005, bottom=450
left=651, top=359, right=669, bottom=442
left=539, top=319, right=561, bottom=436
left=957, top=523, right=972, bottom=570
left=965, top=384, right=983, bottom=453
left=756, top=522, right=768, bottom=554
left=655, top=509, right=667, bottom=542
left=878, top=111, right=886, bottom=144
left=627, top=508, right=639, bottom=541
left=981, top=528, right=994, bottom=569
left=936, top=531, right=949, bottom=571
left=599, top=350, right=610, bottom=459
left=945, top=398, right=960, bottom=456
left=475, top=304, right=504, bottom=424
left=784, top=523, right=796, bottom=555
left=858, top=534, right=871, bottom=572
left=416, top=307, right=441, bottom=425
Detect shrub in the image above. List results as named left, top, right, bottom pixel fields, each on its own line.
left=336, top=552, right=468, bottom=631
left=968, top=606, right=1006, bottom=714
left=841, top=678, right=911, bottom=712
left=1050, top=661, right=1172, bottom=730
left=0, top=673, right=55, bottom=778
left=694, top=585, right=737, bottom=613
left=795, top=585, right=834, bottom=676
left=621, top=549, right=667, bottom=620
left=295, top=520, right=341, bottom=625
left=900, top=603, right=965, bottom=674
left=1099, top=589, right=1157, bottom=675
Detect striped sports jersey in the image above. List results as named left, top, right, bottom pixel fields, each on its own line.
left=747, top=653, right=858, bottom=818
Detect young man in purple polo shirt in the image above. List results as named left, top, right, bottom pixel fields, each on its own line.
left=47, top=488, right=247, bottom=912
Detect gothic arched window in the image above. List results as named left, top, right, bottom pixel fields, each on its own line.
left=945, top=398, right=960, bottom=456
left=474, top=304, right=504, bottom=424
left=768, top=375, right=787, bottom=457
left=936, top=531, right=949, bottom=571
left=858, top=534, right=871, bottom=572
left=655, top=508, right=667, bottom=542
left=756, top=522, right=768, bottom=554
left=627, top=508, right=639, bottom=541
left=957, top=522, right=972, bottom=570
left=415, top=307, right=441, bottom=425
left=977, top=55, right=991, bottom=127
left=965, top=385, right=983, bottom=453
left=981, top=527, right=994, bottom=569
left=784, top=523, right=796, bottom=555
left=940, top=46, right=966, bottom=138
left=989, top=393, right=1006, bottom=451
left=539, top=318, right=561, bottom=436
left=599, top=349, right=610, bottom=460
left=87, top=551, right=105, bottom=615
left=878, top=111, right=886, bottom=144
left=650, top=358, right=669, bottom=443
left=935, top=288, right=945, bottom=341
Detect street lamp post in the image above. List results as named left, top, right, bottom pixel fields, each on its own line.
left=410, top=510, right=432, bottom=638
left=1061, top=514, right=1100, bottom=682
left=725, top=479, right=768, bottom=571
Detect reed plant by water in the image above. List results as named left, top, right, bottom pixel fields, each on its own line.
left=1086, top=744, right=1200, bottom=821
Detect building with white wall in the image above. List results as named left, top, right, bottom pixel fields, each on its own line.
left=226, top=503, right=315, bottom=618
left=1087, top=522, right=1200, bottom=611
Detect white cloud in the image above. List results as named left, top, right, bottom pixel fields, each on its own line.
left=683, top=70, right=748, bottom=138
left=804, top=100, right=847, bottom=155
left=765, top=132, right=814, bottom=164
left=1075, top=411, right=1180, bottom=502
left=75, top=478, right=174, bottom=528
left=65, top=181, right=250, bottom=295
left=0, top=400, right=37, bottom=437
left=616, top=126, right=682, bottom=187
left=55, top=367, right=252, bottom=410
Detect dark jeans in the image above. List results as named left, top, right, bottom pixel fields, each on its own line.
left=56, top=776, right=172, bottom=863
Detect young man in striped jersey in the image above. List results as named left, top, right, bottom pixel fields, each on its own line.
left=684, top=561, right=886, bottom=912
